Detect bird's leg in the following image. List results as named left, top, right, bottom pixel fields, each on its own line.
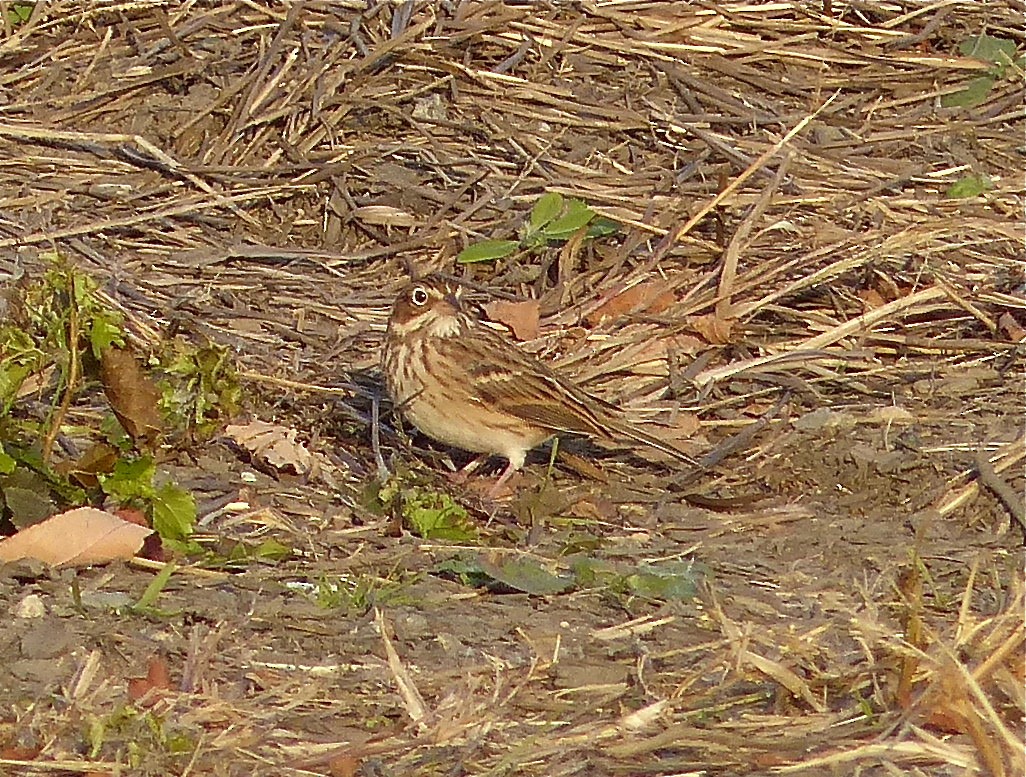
left=485, top=459, right=520, bottom=499
left=447, top=454, right=489, bottom=485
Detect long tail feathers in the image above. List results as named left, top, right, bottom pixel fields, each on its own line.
left=612, top=422, right=702, bottom=469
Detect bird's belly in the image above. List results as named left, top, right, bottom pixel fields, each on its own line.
left=405, top=390, right=551, bottom=462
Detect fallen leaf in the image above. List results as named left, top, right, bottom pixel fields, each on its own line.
left=0, top=507, right=153, bottom=567
left=57, top=443, right=119, bottom=490
left=482, top=299, right=540, bottom=341
left=477, top=552, right=574, bottom=595
left=117, top=507, right=164, bottom=562
left=1, top=467, right=55, bottom=529
left=686, top=313, right=734, bottom=344
left=0, top=745, right=42, bottom=760
left=225, top=421, right=317, bottom=475
left=115, top=507, right=149, bottom=528
left=666, top=334, right=706, bottom=355
left=100, top=347, right=164, bottom=447
left=869, top=406, right=916, bottom=424
left=586, top=281, right=675, bottom=325
left=670, top=411, right=702, bottom=437
left=998, top=312, right=1025, bottom=341
left=14, top=364, right=56, bottom=400
left=352, top=205, right=418, bottom=227
left=128, top=654, right=172, bottom=703
left=858, top=287, right=887, bottom=310
left=328, top=755, right=363, bottom=777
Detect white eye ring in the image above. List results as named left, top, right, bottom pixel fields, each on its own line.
left=410, top=286, right=429, bottom=306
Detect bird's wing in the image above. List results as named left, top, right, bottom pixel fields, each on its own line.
left=450, top=328, right=613, bottom=438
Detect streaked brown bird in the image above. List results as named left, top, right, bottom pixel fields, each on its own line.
left=381, top=274, right=699, bottom=494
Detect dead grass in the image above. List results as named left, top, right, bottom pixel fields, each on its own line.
left=0, top=2, right=1023, bottom=776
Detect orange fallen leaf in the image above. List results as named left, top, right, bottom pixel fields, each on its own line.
left=0, top=745, right=42, bottom=760
left=0, top=507, right=153, bottom=567
left=128, top=654, right=172, bottom=703
left=858, top=287, right=888, bottom=310
left=328, top=755, right=363, bottom=777
left=483, top=299, right=540, bottom=341
left=686, top=313, right=734, bottom=344
left=586, top=281, right=675, bottom=326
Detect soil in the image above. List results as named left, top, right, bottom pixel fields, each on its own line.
left=0, top=4, right=1023, bottom=777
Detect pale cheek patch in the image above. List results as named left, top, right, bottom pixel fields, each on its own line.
left=424, top=314, right=464, bottom=339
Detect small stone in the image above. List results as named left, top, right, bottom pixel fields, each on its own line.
left=15, top=594, right=46, bottom=619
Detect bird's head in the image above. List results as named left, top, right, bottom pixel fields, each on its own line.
left=388, top=275, right=468, bottom=338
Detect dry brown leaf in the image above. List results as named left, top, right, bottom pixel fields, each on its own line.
left=667, top=334, right=706, bottom=356
left=225, top=420, right=316, bottom=475
left=328, top=755, right=363, bottom=777
left=998, top=311, right=1025, bottom=341
left=14, top=364, right=56, bottom=399
left=117, top=507, right=164, bottom=562
left=0, top=745, right=42, bottom=760
left=100, top=347, right=164, bottom=447
left=128, top=654, right=172, bottom=703
left=858, top=287, right=888, bottom=310
left=687, top=313, right=735, bottom=344
left=0, top=507, right=153, bottom=567
left=671, top=412, right=702, bottom=437
left=585, top=281, right=675, bottom=326
left=483, top=298, right=540, bottom=341
left=57, top=442, right=118, bottom=490
left=352, top=205, right=417, bottom=227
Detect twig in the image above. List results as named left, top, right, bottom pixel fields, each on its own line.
left=674, top=92, right=840, bottom=243
left=41, top=271, right=80, bottom=464
left=371, top=392, right=389, bottom=482
left=975, top=449, right=1026, bottom=534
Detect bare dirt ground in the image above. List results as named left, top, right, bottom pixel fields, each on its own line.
left=0, top=3, right=1023, bottom=776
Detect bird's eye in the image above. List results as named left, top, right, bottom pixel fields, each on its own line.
left=410, top=286, right=429, bottom=306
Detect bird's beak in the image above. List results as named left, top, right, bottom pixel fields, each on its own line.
left=443, top=291, right=461, bottom=310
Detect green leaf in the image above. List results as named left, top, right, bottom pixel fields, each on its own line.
left=434, top=556, right=491, bottom=587
left=0, top=362, right=30, bottom=412
left=89, top=315, right=124, bottom=359
left=941, top=75, right=996, bottom=108
left=101, top=456, right=157, bottom=501
left=456, top=240, right=520, bottom=264
left=151, top=482, right=196, bottom=541
left=7, top=3, right=32, bottom=24
left=134, top=562, right=177, bottom=610
left=403, top=490, right=477, bottom=542
left=222, top=538, right=292, bottom=565
left=477, top=555, right=575, bottom=596
left=624, top=562, right=699, bottom=601
left=252, top=539, right=292, bottom=561
left=586, top=217, right=620, bottom=239
left=945, top=173, right=993, bottom=199
left=0, top=446, right=15, bottom=475
left=958, top=34, right=1017, bottom=66
left=1, top=473, right=55, bottom=529
left=541, top=200, right=595, bottom=239
left=530, top=191, right=564, bottom=231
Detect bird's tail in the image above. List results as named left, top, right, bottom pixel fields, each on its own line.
left=612, top=420, right=702, bottom=468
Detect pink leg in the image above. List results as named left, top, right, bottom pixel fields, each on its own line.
left=486, top=459, right=520, bottom=499
left=448, top=454, right=489, bottom=485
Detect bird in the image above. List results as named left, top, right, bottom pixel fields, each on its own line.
left=381, top=274, right=699, bottom=495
